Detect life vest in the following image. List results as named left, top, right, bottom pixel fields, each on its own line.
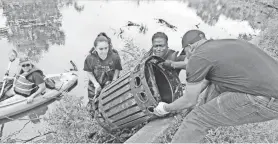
left=14, top=68, right=43, bottom=97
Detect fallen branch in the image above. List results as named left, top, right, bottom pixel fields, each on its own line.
left=0, top=124, right=4, bottom=140
left=21, top=131, right=56, bottom=143
left=1, top=120, right=30, bottom=142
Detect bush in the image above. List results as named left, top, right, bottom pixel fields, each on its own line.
left=204, top=120, right=278, bottom=143
left=44, top=95, right=102, bottom=143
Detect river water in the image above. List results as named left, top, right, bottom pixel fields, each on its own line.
left=0, top=0, right=258, bottom=142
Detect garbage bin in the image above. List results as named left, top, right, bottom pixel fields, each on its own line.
left=94, top=56, right=183, bottom=131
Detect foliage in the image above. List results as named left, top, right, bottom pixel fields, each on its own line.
left=119, top=38, right=147, bottom=75
left=203, top=120, right=278, bottom=143
left=43, top=95, right=106, bottom=143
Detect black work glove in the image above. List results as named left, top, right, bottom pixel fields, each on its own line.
left=162, top=60, right=173, bottom=68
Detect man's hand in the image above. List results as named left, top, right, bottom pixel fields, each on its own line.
left=94, top=82, right=102, bottom=95
left=163, top=60, right=173, bottom=68
left=162, top=60, right=173, bottom=68
left=153, top=102, right=170, bottom=117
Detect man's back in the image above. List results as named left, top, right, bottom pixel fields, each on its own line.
left=187, top=39, right=278, bottom=98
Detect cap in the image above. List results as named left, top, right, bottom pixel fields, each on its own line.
left=19, top=56, right=31, bottom=64
left=181, top=30, right=205, bottom=48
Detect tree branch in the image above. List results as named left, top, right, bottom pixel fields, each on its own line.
left=0, top=124, right=4, bottom=140
left=22, top=131, right=56, bottom=143
left=1, top=120, right=30, bottom=142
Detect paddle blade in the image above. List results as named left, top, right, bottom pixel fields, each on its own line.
left=9, top=49, right=18, bottom=62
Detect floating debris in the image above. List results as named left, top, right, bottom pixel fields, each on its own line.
left=154, top=18, right=177, bottom=31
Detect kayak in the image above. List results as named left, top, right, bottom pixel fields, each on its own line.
left=0, top=61, right=78, bottom=120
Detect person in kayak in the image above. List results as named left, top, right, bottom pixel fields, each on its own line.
left=142, top=32, right=187, bottom=74
left=3, top=57, right=46, bottom=103
left=153, top=29, right=278, bottom=143
left=84, top=32, right=123, bottom=115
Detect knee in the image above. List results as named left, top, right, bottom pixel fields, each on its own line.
left=171, top=109, right=213, bottom=143
left=183, top=107, right=215, bottom=130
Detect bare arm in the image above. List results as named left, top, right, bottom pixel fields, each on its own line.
left=30, top=83, right=46, bottom=98
left=171, top=58, right=188, bottom=69
left=4, top=76, right=15, bottom=81
left=87, top=71, right=100, bottom=87
left=112, top=69, right=120, bottom=81
left=164, top=79, right=209, bottom=112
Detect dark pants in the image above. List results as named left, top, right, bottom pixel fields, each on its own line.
left=87, top=83, right=97, bottom=114
left=87, top=82, right=105, bottom=116
left=171, top=83, right=278, bottom=143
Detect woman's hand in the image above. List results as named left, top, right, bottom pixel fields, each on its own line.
left=94, top=82, right=102, bottom=95
left=26, top=96, right=35, bottom=104
left=3, top=76, right=14, bottom=81
left=105, top=81, right=111, bottom=86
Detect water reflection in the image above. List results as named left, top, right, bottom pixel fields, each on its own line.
left=0, top=100, right=55, bottom=143
left=0, top=99, right=54, bottom=125
left=185, top=0, right=274, bottom=30
left=1, top=0, right=84, bottom=62
left=28, top=105, right=48, bottom=124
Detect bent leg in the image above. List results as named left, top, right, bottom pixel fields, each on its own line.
left=172, top=92, right=278, bottom=143
left=198, top=83, right=221, bottom=106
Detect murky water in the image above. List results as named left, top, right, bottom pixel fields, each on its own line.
left=0, top=0, right=258, bottom=142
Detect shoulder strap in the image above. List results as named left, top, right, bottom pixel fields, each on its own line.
left=111, top=49, right=119, bottom=54
left=24, top=67, right=43, bottom=77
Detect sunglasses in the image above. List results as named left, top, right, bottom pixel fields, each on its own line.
left=22, top=64, right=31, bottom=67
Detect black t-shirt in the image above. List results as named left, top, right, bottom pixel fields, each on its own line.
left=83, top=51, right=123, bottom=85
left=186, top=39, right=278, bottom=98
left=143, top=48, right=186, bottom=74
left=27, top=71, right=45, bottom=86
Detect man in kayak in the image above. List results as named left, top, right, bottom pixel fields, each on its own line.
left=3, top=57, right=46, bottom=103
left=84, top=32, right=123, bottom=115
left=143, top=32, right=187, bottom=74
left=153, top=29, right=278, bottom=143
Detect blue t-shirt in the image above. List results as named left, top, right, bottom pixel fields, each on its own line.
left=83, top=50, right=122, bottom=86
left=186, top=39, right=278, bottom=98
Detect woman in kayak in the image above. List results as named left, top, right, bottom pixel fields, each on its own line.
left=3, top=57, right=46, bottom=103
left=84, top=32, right=123, bottom=114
